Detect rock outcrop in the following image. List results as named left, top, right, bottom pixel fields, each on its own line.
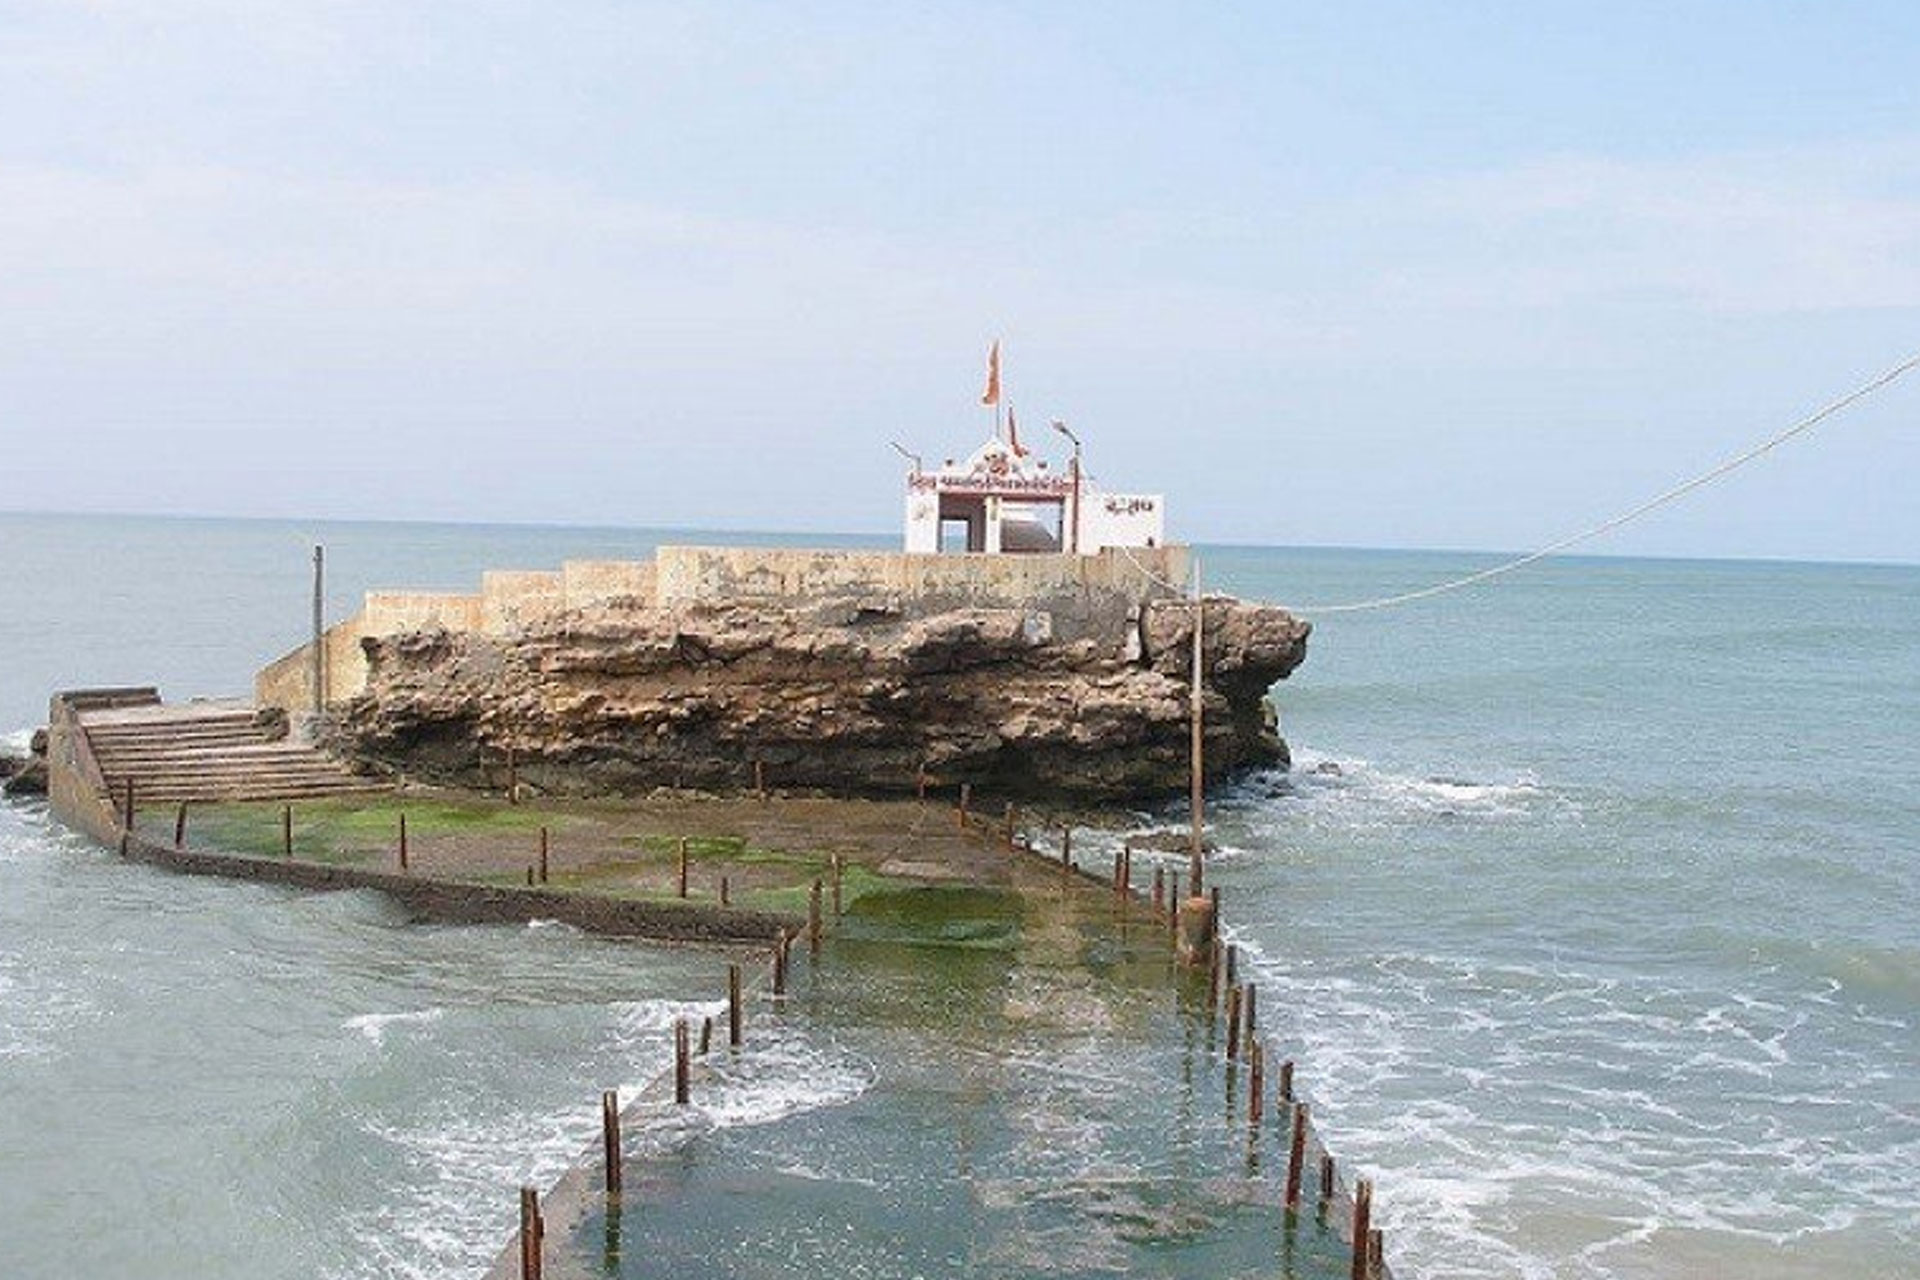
left=1, top=728, right=49, bottom=797
left=339, top=595, right=1308, bottom=803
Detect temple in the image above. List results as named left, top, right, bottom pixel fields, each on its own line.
left=902, top=349, right=1167, bottom=555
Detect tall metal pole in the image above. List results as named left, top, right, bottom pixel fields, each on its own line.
left=1189, top=559, right=1205, bottom=867
left=1051, top=420, right=1083, bottom=556
left=310, top=545, right=325, bottom=714
left=1069, top=444, right=1082, bottom=554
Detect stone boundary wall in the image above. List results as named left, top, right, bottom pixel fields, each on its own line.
left=47, top=687, right=161, bottom=845
left=117, top=836, right=796, bottom=944
left=653, top=544, right=1188, bottom=620
left=256, top=545, right=1189, bottom=713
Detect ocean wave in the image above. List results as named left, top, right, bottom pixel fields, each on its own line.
left=1247, top=748, right=1568, bottom=825
left=349, top=1100, right=603, bottom=1280
left=678, top=1029, right=874, bottom=1132
left=1217, top=923, right=1920, bottom=1278
left=344, top=1007, right=446, bottom=1045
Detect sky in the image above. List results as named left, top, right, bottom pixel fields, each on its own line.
left=1, top=1, right=1917, bottom=562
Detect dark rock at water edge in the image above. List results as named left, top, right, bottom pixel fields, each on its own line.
left=2, top=729, right=49, bottom=797
left=337, top=595, right=1309, bottom=804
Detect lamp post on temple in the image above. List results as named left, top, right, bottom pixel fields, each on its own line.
left=1052, top=420, right=1082, bottom=555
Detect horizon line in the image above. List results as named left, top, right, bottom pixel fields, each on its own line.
left=1, top=505, right=1914, bottom=573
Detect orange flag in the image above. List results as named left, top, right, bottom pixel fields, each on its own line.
left=979, top=340, right=1001, bottom=406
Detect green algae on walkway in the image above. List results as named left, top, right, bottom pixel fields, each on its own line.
left=148, top=790, right=985, bottom=916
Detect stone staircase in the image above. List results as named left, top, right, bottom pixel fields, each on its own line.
left=81, top=699, right=378, bottom=804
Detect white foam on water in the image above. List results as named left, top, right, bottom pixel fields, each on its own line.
left=674, top=1027, right=875, bottom=1132
left=334, top=995, right=878, bottom=1280
left=1220, top=902, right=1920, bottom=1279
left=607, top=994, right=726, bottom=1052
left=349, top=1100, right=605, bottom=1280
left=1247, top=748, right=1573, bottom=829
left=338, top=994, right=706, bottom=1280
left=775, top=1159, right=879, bottom=1187
left=343, top=1007, right=446, bottom=1046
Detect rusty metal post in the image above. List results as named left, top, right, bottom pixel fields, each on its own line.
left=173, top=801, right=187, bottom=849
left=1060, top=825, right=1072, bottom=869
left=808, top=879, right=823, bottom=954
left=1280, top=1058, right=1295, bottom=1102
left=699, top=1016, right=712, bottom=1055
left=720, top=874, right=731, bottom=907
left=1369, top=1229, right=1385, bottom=1278
left=1225, top=942, right=1238, bottom=989
left=1226, top=985, right=1243, bottom=1061
left=1207, top=939, right=1223, bottom=1008
left=398, top=812, right=409, bottom=872
left=677, top=837, right=689, bottom=898
left=281, top=804, right=292, bottom=857
left=1249, top=1042, right=1266, bottom=1127
left=1351, top=1179, right=1373, bottom=1280
left=673, top=1019, right=690, bottom=1104
left=957, top=782, right=971, bottom=828
left=728, top=963, right=743, bottom=1048
left=121, top=778, right=135, bottom=831
left=601, top=1090, right=622, bottom=1194
left=1284, top=1102, right=1308, bottom=1209
left=519, top=1185, right=543, bottom=1280
left=1152, top=866, right=1165, bottom=913
left=1244, top=980, right=1258, bottom=1040
left=1320, top=1153, right=1337, bottom=1204
left=1167, top=898, right=1213, bottom=967
left=772, top=932, right=788, bottom=996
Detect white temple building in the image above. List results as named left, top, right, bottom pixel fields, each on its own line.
left=902, top=346, right=1167, bottom=555
left=902, top=436, right=1165, bottom=554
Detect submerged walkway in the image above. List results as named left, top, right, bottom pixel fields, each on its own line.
left=500, top=854, right=1374, bottom=1280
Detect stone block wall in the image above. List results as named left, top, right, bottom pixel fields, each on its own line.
left=256, top=545, right=1191, bottom=713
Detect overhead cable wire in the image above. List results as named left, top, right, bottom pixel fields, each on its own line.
left=1269, top=349, right=1920, bottom=616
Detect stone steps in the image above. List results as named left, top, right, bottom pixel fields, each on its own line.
left=81, top=702, right=381, bottom=805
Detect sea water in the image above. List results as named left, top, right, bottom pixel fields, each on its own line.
left=1, top=513, right=1914, bottom=1278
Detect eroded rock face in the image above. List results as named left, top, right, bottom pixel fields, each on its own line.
left=1, top=728, right=49, bottom=798
left=340, top=596, right=1308, bottom=803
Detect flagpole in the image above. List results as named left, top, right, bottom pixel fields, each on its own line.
left=997, top=340, right=1006, bottom=441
